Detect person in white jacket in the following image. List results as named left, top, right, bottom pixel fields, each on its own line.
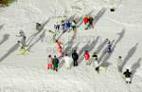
left=63, top=54, right=73, bottom=69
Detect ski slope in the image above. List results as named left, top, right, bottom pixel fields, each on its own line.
left=0, top=0, right=142, bottom=92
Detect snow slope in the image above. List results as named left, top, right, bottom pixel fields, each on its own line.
left=0, top=0, right=142, bottom=92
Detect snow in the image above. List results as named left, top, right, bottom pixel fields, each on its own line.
left=0, top=0, right=142, bottom=92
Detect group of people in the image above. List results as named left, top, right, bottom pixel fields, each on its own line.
left=47, top=49, right=79, bottom=71
left=47, top=36, right=133, bottom=84
left=47, top=39, right=113, bottom=72
left=53, top=15, right=94, bottom=32
left=15, top=14, right=133, bottom=84
left=48, top=15, right=95, bottom=42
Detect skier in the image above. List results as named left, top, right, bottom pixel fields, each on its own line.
left=84, top=50, right=90, bottom=65
left=55, top=40, right=63, bottom=58
left=53, top=55, right=59, bottom=72
left=72, top=50, right=79, bottom=66
left=63, top=54, right=73, bottom=69
left=123, top=68, right=132, bottom=84
left=47, top=55, right=53, bottom=70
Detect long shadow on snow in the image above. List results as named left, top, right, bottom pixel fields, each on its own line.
left=0, top=34, right=10, bottom=45
left=131, top=58, right=141, bottom=80
left=93, top=8, right=106, bottom=25
left=0, top=43, right=20, bottom=62
left=27, top=30, right=46, bottom=51
left=26, top=19, right=50, bottom=46
left=0, top=24, right=4, bottom=31
left=63, top=31, right=77, bottom=55
left=95, top=38, right=108, bottom=54
left=119, top=43, right=138, bottom=72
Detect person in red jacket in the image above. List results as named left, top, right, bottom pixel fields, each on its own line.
left=47, top=55, right=53, bottom=70
left=84, top=50, right=90, bottom=65
left=83, top=16, right=89, bottom=25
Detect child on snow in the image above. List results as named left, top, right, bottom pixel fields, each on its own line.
left=47, top=55, right=53, bottom=70
left=72, top=50, right=79, bottom=66
left=63, top=54, right=73, bottom=69
left=84, top=50, right=90, bottom=65
left=123, top=69, right=132, bottom=84
left=53, top=55, right=59, bottom=72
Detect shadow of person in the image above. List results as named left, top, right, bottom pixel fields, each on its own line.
left=131, top=58, right=141, bottom=79
left=26, top=18, right=50, bottom=46
left=0, top=24, right=4, bottom=31
left=93, top=8, right=106, bottom=25
left=95, top=38, right=108, bottom=54
left=120, top=43, right=139, bottom=72
left=0, top=43, right=20, bottom=62
left=27, top=30, right=46, bottom=51
left=0, top=34, right=10, bottom=45
left=63, top=30, right=77, bottom=55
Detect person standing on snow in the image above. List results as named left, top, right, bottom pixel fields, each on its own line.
left=83, top=16, right=89, bottom=25
left=47, top=55, right=53, bottom=70
left=63, top=54, right=73, bottom=69
left=93, top=55, right=100, bottom=73
left=84, top=50, right=90, bottom=65
left=55, top=40, right=63, bottom=58
left=54, top=24, right=60, bottom=31
left=71, top=20, right=77, bottom=31
left=106, top=41, right=113, bottom=53
left=53, top=55, right=59, bottom=72
left=72, top=50, right=79, bottom=66
left=88, top=16, right=94, bottom=28
left=16, top=30, right=27, bottom=49
left=123, top=68, right=132, bottom=84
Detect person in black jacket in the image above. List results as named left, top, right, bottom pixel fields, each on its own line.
left=53, top=55, right=59, bottom=72
left=123, top=69, right=132, bottom=84
left=72, top=50, right=79, bottom=66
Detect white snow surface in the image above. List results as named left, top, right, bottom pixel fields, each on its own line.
left=0, top=0, right=142, bottom=92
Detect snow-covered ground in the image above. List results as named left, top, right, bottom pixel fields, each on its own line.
left=0, top=0, right=142, bottom=92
